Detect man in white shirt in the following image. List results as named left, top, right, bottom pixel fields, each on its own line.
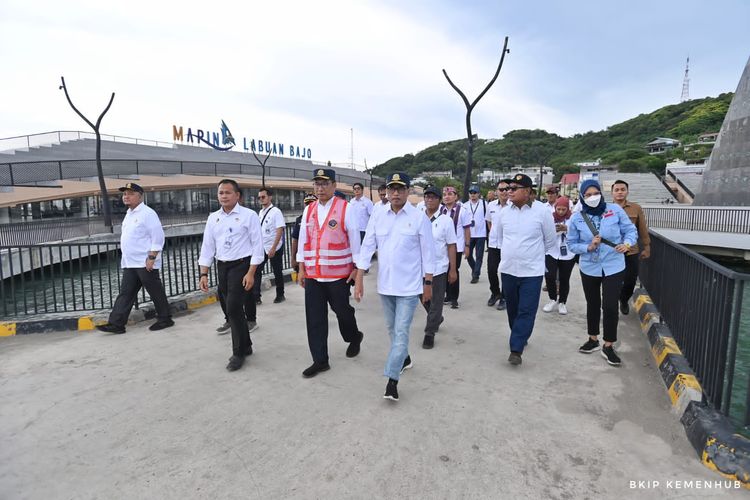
left=420, top=186, right=457, bottom=349
left=253, top=188, right=287, bottom=304
left=374, top=184, right=388, bottom=210
left=296, top=169, right=364, bottom=379
left=486, top=179, right=510, bottom=311
left=98, top=183, right=174, bottom=334
left=198, top=179, right=265, bottom=372
left=356, top=172, right=435, bottom=402
left=495, top=174, right=557, bottom=366
left=440, top=186, right=472, bottom=309
left=349, top=182, right=374, bottom=243
left=465, top=185, right=488, bottom=284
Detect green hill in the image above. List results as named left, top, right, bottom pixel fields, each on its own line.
left=374, top=93, right=733, bottom=181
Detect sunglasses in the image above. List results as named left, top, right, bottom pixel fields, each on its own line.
left=497, top=187, right=509, bottom=192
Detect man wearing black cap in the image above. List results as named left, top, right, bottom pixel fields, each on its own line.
left=296, top=168, right=364, bottom=378
left=356, top=172, right=435, bottom=402
left=465, top=184, right=488, bottom=284
left=98, top=183, right=174, bottom=334
left=495, top=174, right=556, bottom=366
left=420, top=185, right=457, bottom=349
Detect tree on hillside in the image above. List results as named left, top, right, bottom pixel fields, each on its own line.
left=442, top=37, right=510, bottom=200
left=59, top=76, right=115, bottom=229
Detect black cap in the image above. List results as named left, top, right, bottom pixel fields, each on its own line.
left=423, top=186, right=442, bottom=199
left=500, top=178, right=513, bottom=185
left=509, top=174, right=533, bottom=188
left=386, top=172, right=410, bottom=188
left=312, top=168, right=336, bottom=181
left=119, top=182, right=144, bottom=194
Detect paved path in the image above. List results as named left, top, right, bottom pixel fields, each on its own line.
left=0, top=263, right=744, bottom=499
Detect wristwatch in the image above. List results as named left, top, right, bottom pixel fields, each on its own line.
left=200, top=273, right=209, bottom=278
left=423, top=279, right=433, bottom=285
left=148, top=255, right=157, bottom=260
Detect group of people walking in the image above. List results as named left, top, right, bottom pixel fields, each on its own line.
left=97, top=166, right=650, bottom=401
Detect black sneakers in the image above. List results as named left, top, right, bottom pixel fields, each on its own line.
left=602, top=345, right=622, bottom=366
left=247, top=321, right=259, bottom=333
left=216, top=321, right=231, bottom=335
left=149, top=319, right=175, bottom=331
left=487, top=294, right=499, bottom=306
left=496, top=299, right=506, bottom=311
left=273, top=295, right=285, bottom=304
left=346, top=331, right=364, bottom=358
left=384, top=378, right=399, bottom=401
left=97, top=323, right=125, bottom=334
left=226, top=355, right=245, bottom=372
left=579, top=338, right=601, bottom=353
left=470, top=276, right=479, bottom=284
left=422, top=334, right=434, bottom=349
left=302, top=362, right=330, bottom=378
left=620, top=301, right=630, bottom=315
left=400, top=355, right=413, bottom=374
left=508, top=352, right=522, bottom=365
left=451, top=301, right=459, bottom=309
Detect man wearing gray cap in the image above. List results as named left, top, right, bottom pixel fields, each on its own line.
left=98, top=183, right=174, bottom=334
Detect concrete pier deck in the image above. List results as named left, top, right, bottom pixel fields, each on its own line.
left=0, top=263, right=744, bottom=499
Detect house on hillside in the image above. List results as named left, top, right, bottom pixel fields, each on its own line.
left=645, top=137, right=680, bottom=154
left=698, top=132, right=719, bottom=143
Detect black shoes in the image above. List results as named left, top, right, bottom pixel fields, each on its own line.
left=487, top=294, right=499, bottom=306
left=508, top=352, right=522, bottom=365
left=384, top=378, right=399, bottom=401
left=451, top=301, right=459, bottom=309
left=602, top=345, right=622, bottom=366
left=247, top=321, right=259, bottom=333
left=346, top=331, right=364, bottom=358
left=245, top=345, right=253, bottom=357
left=620, top=301, right=630, bottom=315
left=422, top=334, right=434, bottom=349
left=274, top=295, right=285, bottom=304
left=302, top=362, right=330, bottom=378
left=256, top=298, right=262, bottom=305
left=216, top=322, right=231, bottom=335
left=149, top=319, right=175, bottom=331
left=443, top=297, right=451, bottom=304
left=470, top=276, right=479, bottom=284
left=97, top=323, right=125, bottom=334
left=579, top=338, right=601, bottom=353
left=496, top=299, right=507, bottom=311
left=400, top=355, right=413, bottom=374
left=226, top=355, right=245, bottom=371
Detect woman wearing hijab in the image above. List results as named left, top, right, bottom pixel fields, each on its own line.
left=567, top=180, right=637, bottom=366
left=542, top=196, right=577, bottom=315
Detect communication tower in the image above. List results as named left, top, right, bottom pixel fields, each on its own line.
left=680, top=57, right=690, bottom=102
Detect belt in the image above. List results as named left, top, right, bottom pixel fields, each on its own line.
left=217, top=256, right=251, bottom=265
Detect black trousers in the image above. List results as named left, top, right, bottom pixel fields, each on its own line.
left=445, top=252, right=463, bottom=302
left=218, top=257, right=253, bottom=356
left=252, top=244, right=285, bottom=300
left=487, top=247, right=503, bottom=298
left=218, top=287, right=256, bottom=323
left=580, top=270, right=624, bottom=343
left=620, top=253, right=640, bottom=305
left=545, top=256, right=576, bottom=303
left=109, top=267, right=171, bottom=327
left=305, top=278, right=360, bottom=363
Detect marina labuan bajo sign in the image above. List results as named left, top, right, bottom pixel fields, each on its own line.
left=172, top=120, right=313, bottom=159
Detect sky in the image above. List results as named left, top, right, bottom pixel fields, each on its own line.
left=1, top=0, right=748, bottom=169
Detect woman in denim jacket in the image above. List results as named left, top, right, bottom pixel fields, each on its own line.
left=567, top=179, right=637, bottom=366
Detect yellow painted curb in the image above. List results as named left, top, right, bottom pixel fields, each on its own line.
left=668, top=374, right=701, bottom=406
left=187, top=296, right=217, bottom=310
left=652, top=337, right=682, bottom=366
left=633, top=294, right=653, bottom=313
left=701, top=438, right=750, bottom=487
left=0, top=322, right=17, bottom=337
left=77, top=317, right=96, bottom=331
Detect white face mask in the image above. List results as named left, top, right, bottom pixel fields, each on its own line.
left=584, top=194, right=602, bottom=208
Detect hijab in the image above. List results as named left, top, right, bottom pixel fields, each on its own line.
left=579, top=179, right=607, bottom=217
left=553, top=196, right=571, bottom=223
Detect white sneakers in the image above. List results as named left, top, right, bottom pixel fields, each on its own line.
left=558, top=303, right=568, bottom=315
left=542, top=300, right=557, bottom=312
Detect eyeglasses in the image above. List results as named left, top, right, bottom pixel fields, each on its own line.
left=497, top=188, right=509, bottom=192
left=258, top=195, right=267, bottom=199
left=353, top=187, right=362, bottom=191
left=313, top=181, right=331, bottom=188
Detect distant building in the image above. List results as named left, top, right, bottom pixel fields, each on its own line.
left=477, top=169, right=506, bottom=183
left=574, top=159, right=601, bottom=168
left=646, top=137, right=680, bottom=154
left=560, top=173, right=580, bottom=198
left=698, top=132, right=719, bottom=143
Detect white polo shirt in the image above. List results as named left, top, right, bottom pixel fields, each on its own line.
left=358, top=202, right=435, bottom=296
left=440, top=203, right=472, bottom=250
left=120, top=202, right=165, bottom=269
left=349, top=195, right=374, bottom=232
left=496, top=200, right=557, bottom=277
left=487, top=200, right=508, bottom=249
left=198, top=204, right=265, bottom=267
left=426, top=211, right=457, bottom=276
left=259, top=204, right=286, bottom=253
left=466, top=198, right=488, bottom=238
left=546, top=218, right=577, bottom=261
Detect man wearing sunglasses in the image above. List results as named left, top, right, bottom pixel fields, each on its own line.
left=495, top=174, right=557, bottom=366
left=486, top=179, right=511, bottom=310
left=253, top=188, right=287, bottom=305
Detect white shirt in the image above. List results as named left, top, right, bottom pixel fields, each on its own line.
left=358, top=202, right=435, bottom=296
left=295, top=197, right=361, bottom=282
left=546, top=219, right=577, bottom=261
left=349, top=196, right=374, bottom=233
left=120, top=203, right=165, bottom=269
left=440, top=203, right=472, bottom=250
left=466, top=198, right=488, bottom=238
left=198, top=204, right=265, bottom=267
left=496, top=200, right=557, bottom=277
left=415, top=200, right=426, bottom=212
left=426, top=211, right=457, bottom=276
left=487, top=200, right=509, bottom=249
left=259, top=204, right=286, bottom=253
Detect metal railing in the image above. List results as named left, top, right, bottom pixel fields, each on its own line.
left=643, top=206, right=750, bottom=234
left=665, top=170, right=696, bottom=199
left=639, top=230, right=750, bottom=429
left=0, top=158, right=380, bottom=189
left=0, top=223, right=296, bottom=319
left=0, top=131, right=175, bottom=152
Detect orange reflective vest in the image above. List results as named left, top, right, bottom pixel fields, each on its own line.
left=303, top=197, right=354, bottom=279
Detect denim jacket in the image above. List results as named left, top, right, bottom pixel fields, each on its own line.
left=567, top=203, right=638, bottom=277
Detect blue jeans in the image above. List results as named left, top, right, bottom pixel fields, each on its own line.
left=467, top=237, right=485, bottom=279
left=380, top=294, right=419, bottom=380
left=500, top=274, right=543, bottom=353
